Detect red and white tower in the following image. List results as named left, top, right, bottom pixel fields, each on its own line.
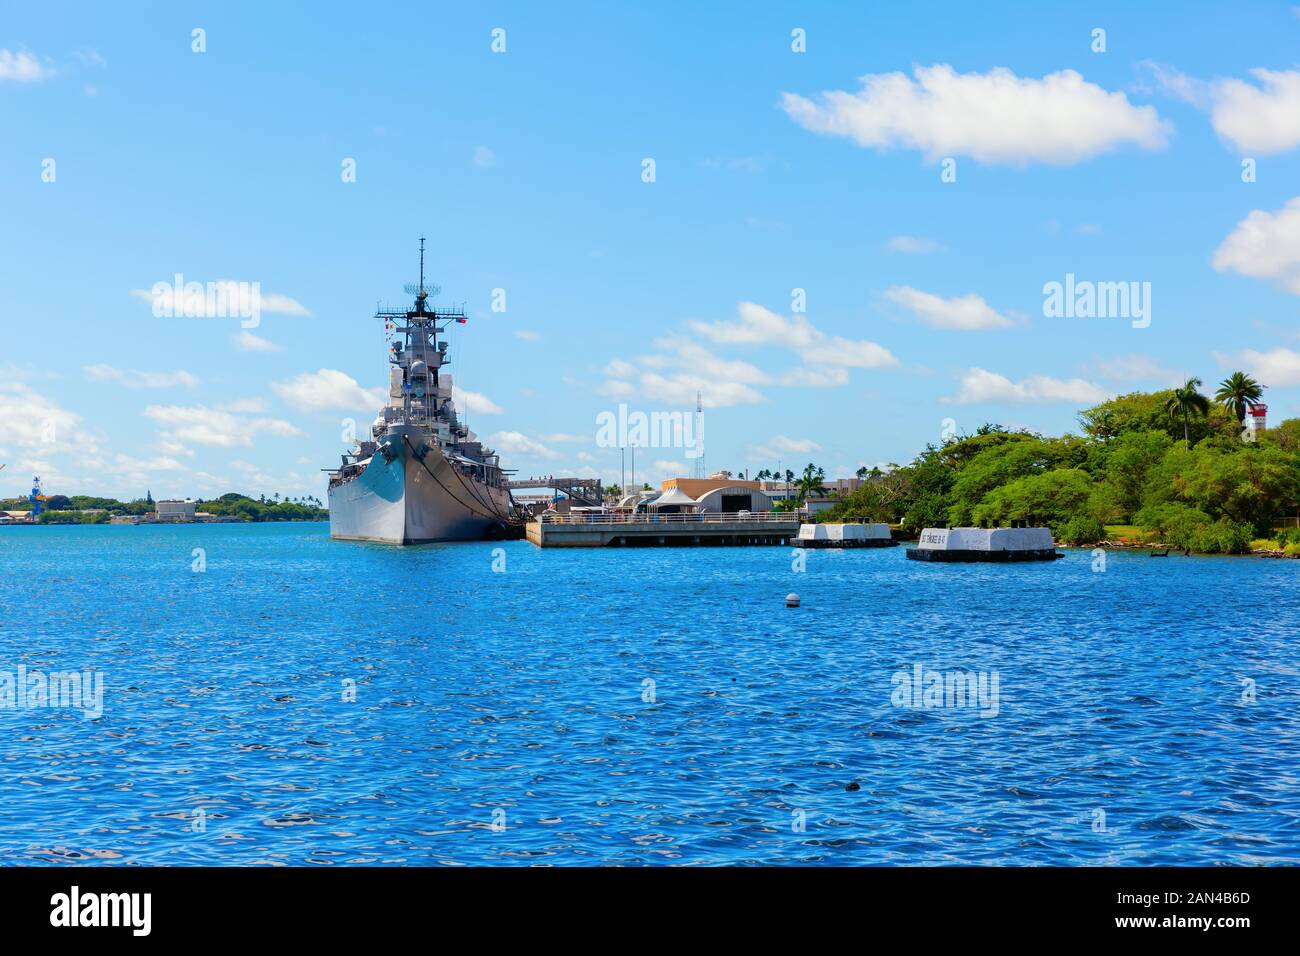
left=1247, top=403, right=1268, bottom=438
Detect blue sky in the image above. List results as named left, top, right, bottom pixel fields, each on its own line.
left=4, top=1, right=1300, bottom=500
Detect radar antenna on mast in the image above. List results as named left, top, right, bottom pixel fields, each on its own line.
left=403, top=237, right=441, bottom=302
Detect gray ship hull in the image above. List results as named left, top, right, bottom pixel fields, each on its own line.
left=329, top=430, right=513, bottom=544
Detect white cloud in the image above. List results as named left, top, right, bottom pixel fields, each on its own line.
left=514, top=330, right=541, bottom=341
left=689, top=302, right=899, bottom=368
left=1089, top=354, right=1182, bottom=385
left=633, top=372, right=763, bottom=409
left=106, top=453, right=187, bottom=473
left=1212, top=197, right=1300, bottom=294
left=602, top=340, right=768, bottom=408
left=130, top=281, right=309, bottom=318
left=0, top=383, right=81, bottom=448
left=473, top=146, right=496, bottom=168
left=798, top=337, right=898, bottom=368
left=604, top=358, right=638, bottom=377
left=84, top=364, right=199, bottom=388
left=1147, top=63, right=1300, bottom=154
left=158, top=437, right=194, bottom=457
left=648, top=460, right=688, bottom=483
left=883, top=286, right=1013, bottom=331
left=0, top=49, right=53, bottom=82
left=689, top=302, right=814, bottom=348
left=271, top=369, right=383, bottom=412
left=233, top=330, right=281, bottom=352
left=72, top=48, right=107, bottom=68
left=751, top=435, right=822, bottom=461
left=1216, top=347, right=1300, bottom=387
left=226, top=461, right=318, bottom=497
left=947, top=368, right=1109, bottom=405
left=887, top=235, right=942, bottom=254
left=487, top=431, right=559, bottom=459
left=144, top=404, right=304, bottom=448
left=225, top=398, right=267, bottom=413
left=604, top=304, right=897, bottom=407
left=782, top=64, right=1169, bottom=165
left=777, top=366, right=850, bottom=388
left=454, top=388, right=504, bottom=415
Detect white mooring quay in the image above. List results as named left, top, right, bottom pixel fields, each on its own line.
left=906, top=527, right=1063, bottom=563
left=792, top=523, right=897, bottom=548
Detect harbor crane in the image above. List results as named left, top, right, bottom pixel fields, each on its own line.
left=29, top=475, right=51, bottom=517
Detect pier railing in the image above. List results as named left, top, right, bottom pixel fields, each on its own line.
left=538, top=511, right=799, bottom=525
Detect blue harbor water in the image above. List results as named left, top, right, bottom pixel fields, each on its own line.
left=1, top=522, right=1297, bottom=866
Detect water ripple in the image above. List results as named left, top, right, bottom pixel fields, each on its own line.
left=0, top=524, right=1297, bottom=865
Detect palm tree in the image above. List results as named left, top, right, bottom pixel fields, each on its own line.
left=1214, top=371, right=1263, bottom=425
left=794, top=463, right=827, bottom=506
left=1164, top=377, right=1211, bottom=444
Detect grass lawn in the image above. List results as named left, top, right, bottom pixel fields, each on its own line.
left=1103, top=525, right=1144, bottom=542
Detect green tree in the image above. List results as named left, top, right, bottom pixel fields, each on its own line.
left=1264, top=417, right=1300, bottom=453
left=1180, top=444, right=1300, bottom=534
left=1098, top=429, right=1173, bottom=521
left=1164, top=377, right=1211, bottom=444
left=794, top=463, right=826, bottom=505
left=945, top=438, right=1061, bottom=525
left=1213, top=371, right=1264, bottom=426
left=1134, top=502, right=1252, bottom=554
left=820, top=468, right=912, bottom=523
left=1078, top=389, right=1228, bottom=444
left=970, top=468, right=1099, bottom=532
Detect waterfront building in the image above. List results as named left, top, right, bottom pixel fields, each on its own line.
left=694, top=485, right=774, bottom=514
left=155, top=499, right=197, bottom=521
left=661, top=475, right=775, bottom=514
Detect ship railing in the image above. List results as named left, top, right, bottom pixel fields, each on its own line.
left=537, top=511, right=799, bottom=525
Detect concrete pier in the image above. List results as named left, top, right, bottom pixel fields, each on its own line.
left=792, top=523, right=898, bottom=548
left=906, top=527, right=1063, bottom=562
left=527, top=512, right=801, bottom=547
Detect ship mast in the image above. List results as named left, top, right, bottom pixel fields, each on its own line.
left=374, top=239, right=467, bottom=432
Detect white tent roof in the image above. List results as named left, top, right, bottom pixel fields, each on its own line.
left=649, top=487, right=698, bottom=508
left=618, top=492, right=656, bottom=509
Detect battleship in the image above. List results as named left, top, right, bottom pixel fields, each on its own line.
left=327, top=241, right=519, bottom=544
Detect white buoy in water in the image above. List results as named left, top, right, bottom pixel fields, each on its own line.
left=786, top=592, right=800, bottom=608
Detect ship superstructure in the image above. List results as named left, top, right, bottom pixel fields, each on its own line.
left=327, top=240, right=517, bottom=543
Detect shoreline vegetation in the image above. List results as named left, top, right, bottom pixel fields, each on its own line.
left=817, top=379, right=1300, bottom=557
left=0, top=492, right=328, bottom=525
